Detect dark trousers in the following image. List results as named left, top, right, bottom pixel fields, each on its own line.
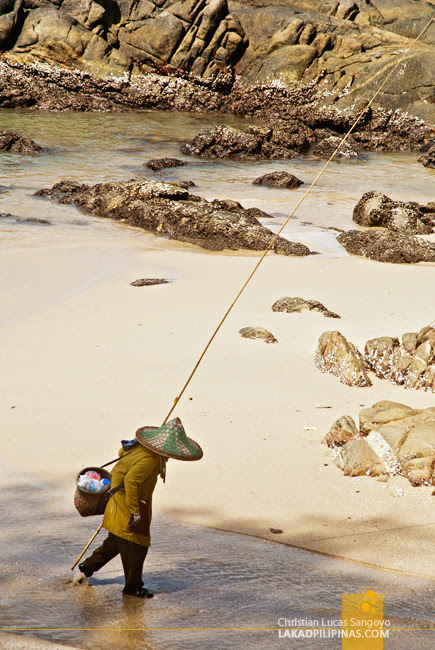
left=82, top=532, right=148, bottom=593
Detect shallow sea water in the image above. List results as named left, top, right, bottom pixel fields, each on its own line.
left=1, top=109, right=435, bottom=648
left=1, top=108, right=433, bottom=326
left=0, top=467, right=434, bottom=650
left=0, top=108, right=433, bottom=252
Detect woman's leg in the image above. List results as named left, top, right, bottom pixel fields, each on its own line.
left=116, top=537, right=149, bottom=594
left=79, top=532, right=120, bottom=576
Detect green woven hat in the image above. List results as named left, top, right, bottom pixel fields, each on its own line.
left=135, top=417, right=203, bottom=461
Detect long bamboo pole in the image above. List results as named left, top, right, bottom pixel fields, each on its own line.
left=72, top=12, right=434, bottom=569
left=70, top=522, right=103, bottom=571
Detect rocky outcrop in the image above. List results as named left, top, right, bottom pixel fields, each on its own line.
left=337, top=229, right=435, bottom=264
left=181, top=124, right=310, bottom=159
left=0, top=54, right=432, bottom=155
left=0, top=128, right=42, bottom=152
left=252, top=171, right=303, bottom=188
left=3, top=0, right=246, bottom=79
left=239, top=326, right=278, bottom=343
left=326, top=401, right=435, bottom=485
left=272, top=296, right=340, bottom=318
left=418, top=144, right=435, bottom=169
left=0, top=54, right=228, bottom=110
left=315, top=330, right=372, bottom=387
left=353, top=191, right=435, bottom=235
left=231, top=1, right=435, bottom=125
left=0, top=1, right=434, bottom=124
left=181, top=106, right=430, bottom=159
left=316, top=323, right=435, bottom=394
left=35, top=178, right=312, bottom=255
left=365, top=323, right=435, bottom=394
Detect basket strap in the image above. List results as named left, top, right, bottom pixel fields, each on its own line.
left=107, top=482, right=124, bottom=496
left=100, top=451, right=133, bottom=468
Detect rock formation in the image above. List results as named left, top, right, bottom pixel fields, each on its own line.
left=325, top=400, right=435, bottom=486
left=0, top=129, right=42, bottom=152
left=0, top=1, right=434, bottom=124
left=180, top=123, right=310, bottom=159
left=146, top=157, right=185, bottom=171
left=353, top=191, right=435, bottom=235
left=252, top=171, right=303, bottom=188
left=316, top=323, right=435, bottom=394
left=239, top=326, right=278, bottom=343
left=35, top=178, right=312, bottom=255
left=418, top=144, right=435, bottom=169
left=315, top=330, right=372, bottom=387
left=337, top=229, right=435, bottom=264
left=365, top=323, right=435, bottom=393
left=272, top=296, right=340, bottom=318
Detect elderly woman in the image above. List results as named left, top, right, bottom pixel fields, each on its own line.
left=78, top=417, right=203, bottom=598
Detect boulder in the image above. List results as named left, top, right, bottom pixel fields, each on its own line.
left=371, top=422, right=413, bottom=456
left=239, top=326, right=278, bottom=343
left=359, top=401, right=419, bottom=435
left=402, top=332, right=418, bottom=354
left=119, top=11, right=186, bottom=64
left=14, top=6, right=110, bottom=65
left=181, top=123, right=311, bottom=160
left=328, top=401, right=435, bottom=486
left=146, top=158, right=185, bottom=171
left=252, top=171, right=303, bottom=188
left=418, top=145, right=435, bottom=169
left=323, top=415, right=359, bottom=447
left=363, top=324, right=435, bottom=393
left=353, top=191, right=435, bottom=235
left=334, top=438, right=386, bottom=477
left=181, top=125, right=264, bottom=159
left=315, top=330, right=372, bottom=387
left=402, top=456, right=435, bottom=487
left=60, top=0, right=105, bottom=31
left=398, top=422, right=435, bottom=464
left=35, top=179, right=312, bottom=256
left=0, top=129, right=42, bottom=152
left=364, top=336, right=400, bottom=379
left=337, top=229, right=435, bottom=264
left=272, top=296, right=340, bottom=318
left=0, top=0, right=23, bottom=50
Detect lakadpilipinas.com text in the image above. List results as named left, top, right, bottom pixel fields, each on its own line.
left=277, top=618, right=390, bottom=640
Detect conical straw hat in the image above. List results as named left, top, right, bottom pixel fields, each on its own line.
left=136, top=417, right=203, bottom=461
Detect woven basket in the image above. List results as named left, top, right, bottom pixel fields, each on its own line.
left=74, top=466, right=112, bottom=517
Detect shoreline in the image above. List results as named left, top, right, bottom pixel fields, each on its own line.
left=2, top=239, right=435, bottom=579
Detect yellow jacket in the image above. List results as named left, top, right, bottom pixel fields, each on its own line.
left=102, top=444, right=160, bottom=547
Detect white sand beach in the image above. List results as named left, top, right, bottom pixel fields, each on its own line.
left=2, top=237, right=435, bottom=579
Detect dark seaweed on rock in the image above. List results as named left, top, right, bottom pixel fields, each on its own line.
left=337, top=230, right=435, bottom=264
left=35, top=179, right=312, bottom=256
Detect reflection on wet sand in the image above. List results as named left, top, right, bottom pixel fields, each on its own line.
left=0, top=466, right=433, bottom=650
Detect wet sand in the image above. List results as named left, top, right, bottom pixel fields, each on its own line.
left=1, top=239, right=435, bottom=583
left=1, top=462, right=433, bottom=649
